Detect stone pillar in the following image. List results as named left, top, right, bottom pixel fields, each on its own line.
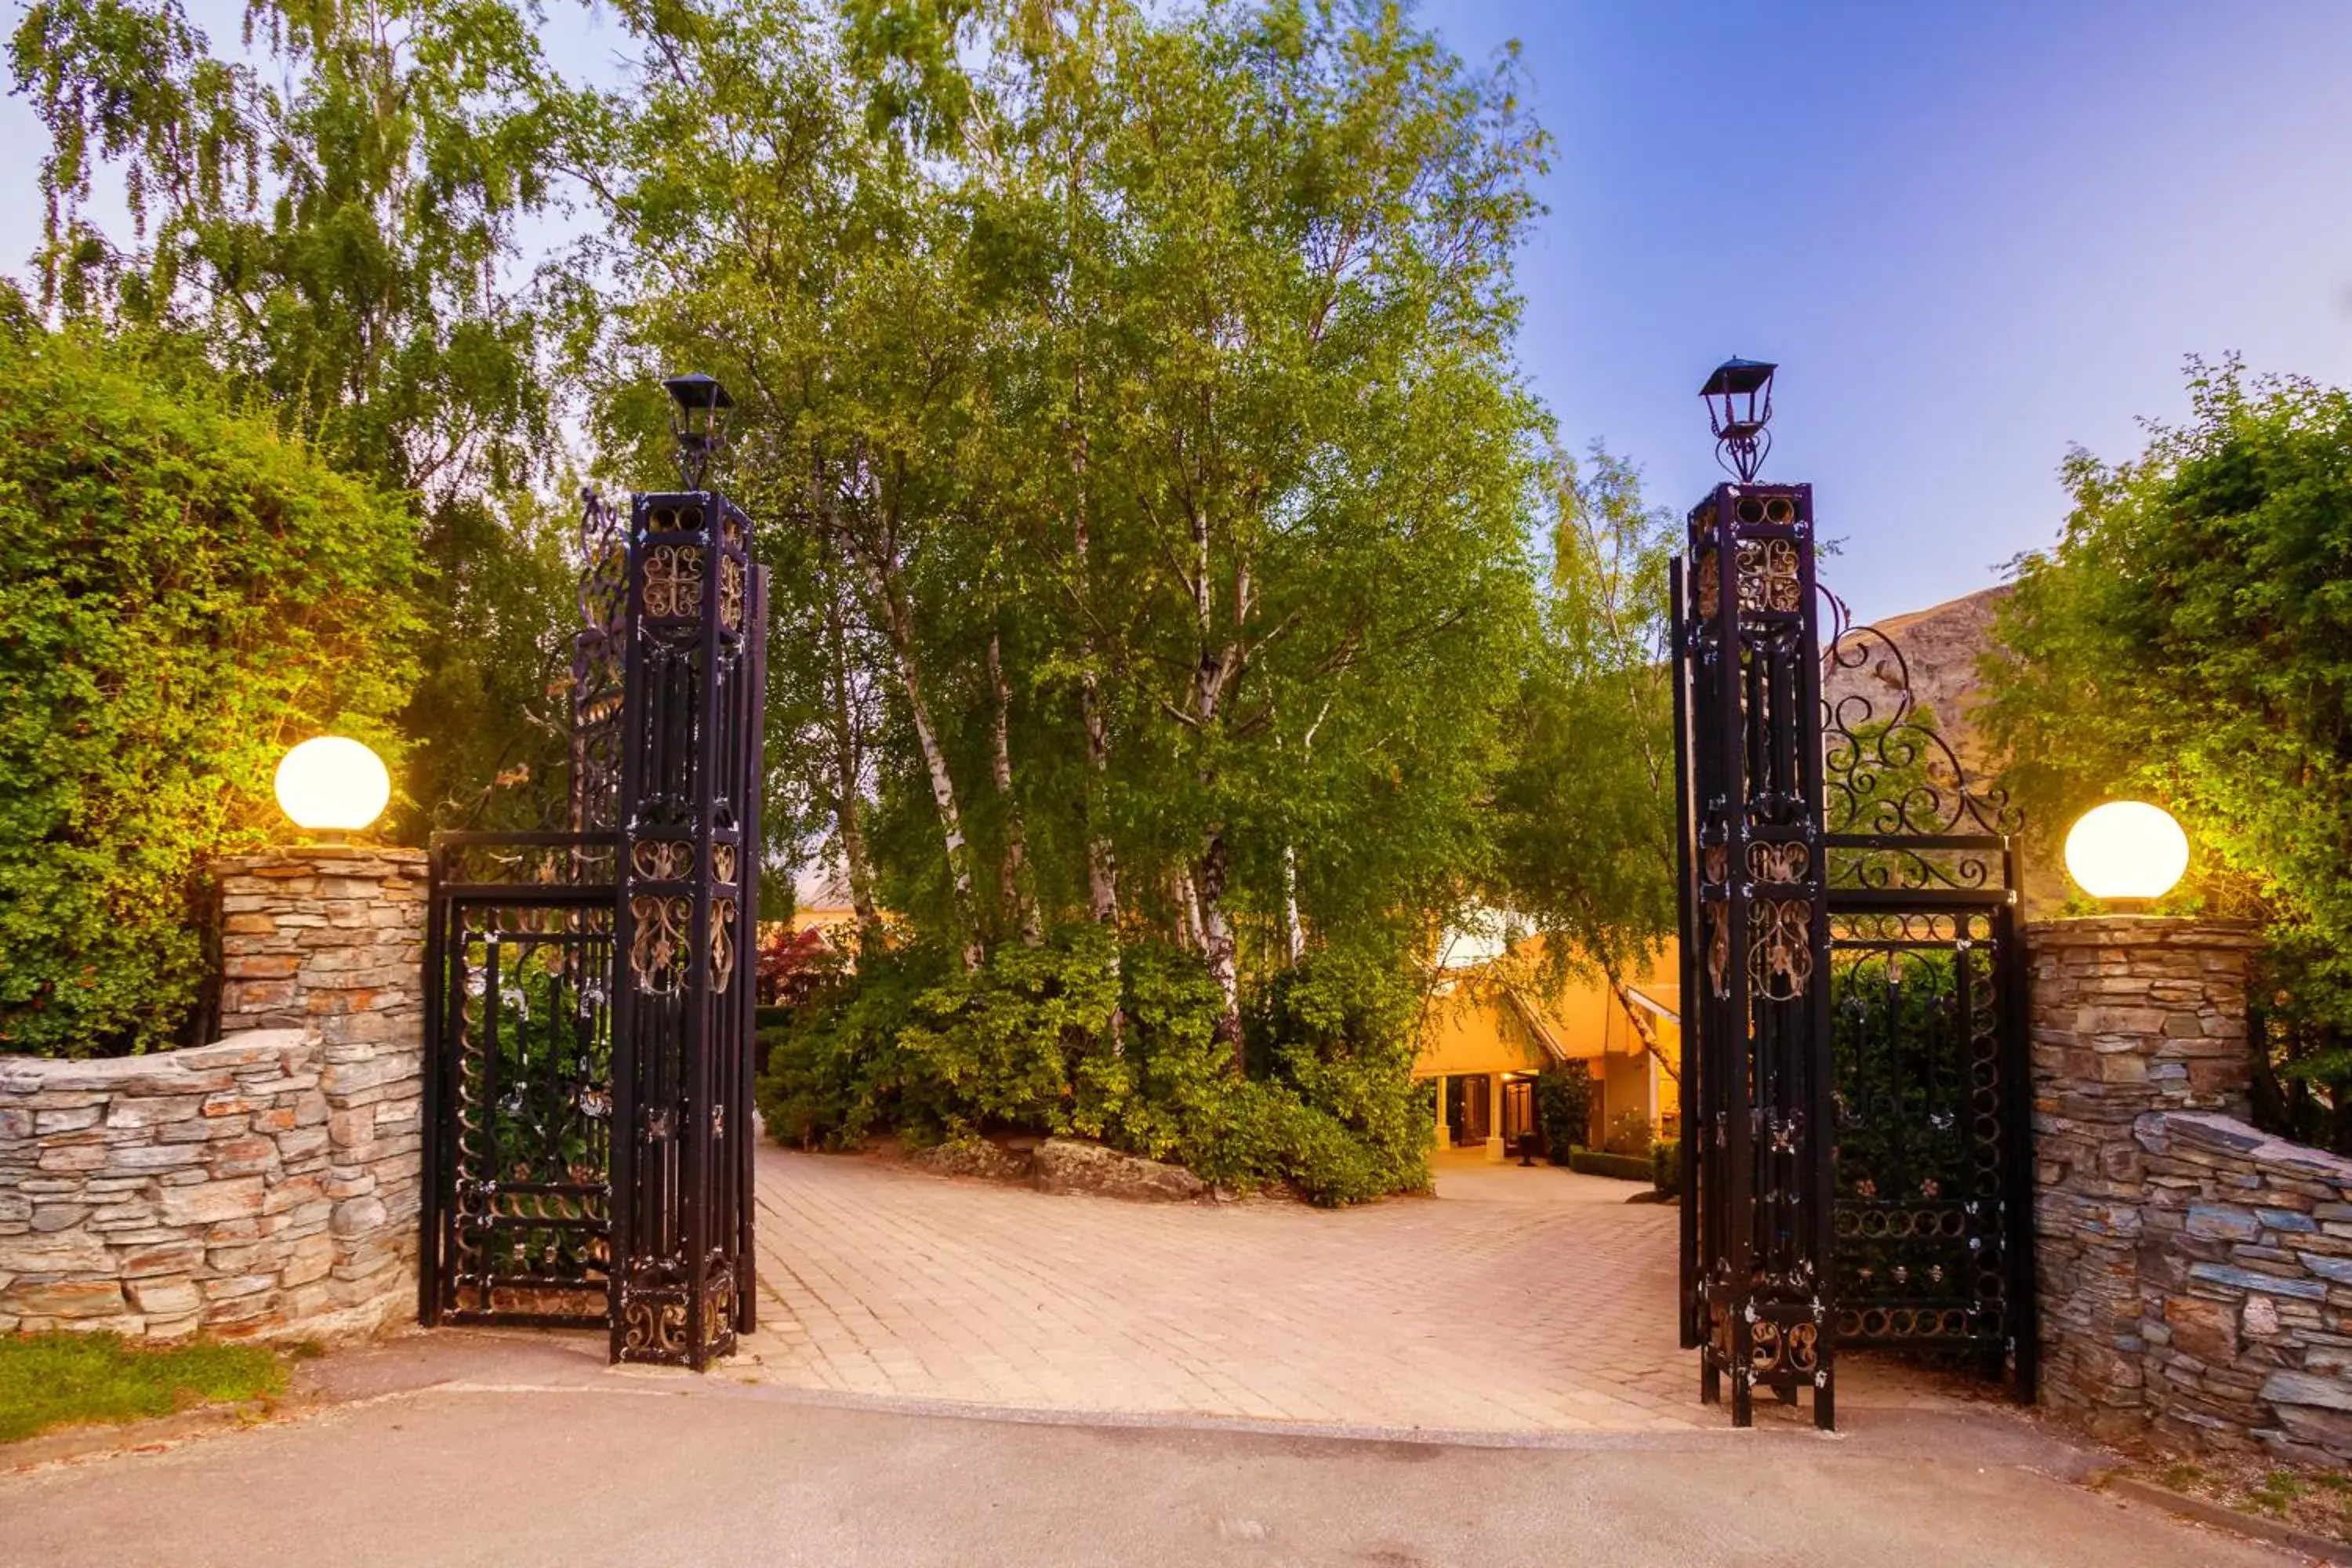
left=1486, top=1071, right=1506, bottom=1163
left=216, top=847, right=428, bottom=1049
left=1432, top=1074, right=1450, bottom=1151
left=2029, top=916, right=2262, bottom=1439
left=213, top=846, right=428, bottom=1330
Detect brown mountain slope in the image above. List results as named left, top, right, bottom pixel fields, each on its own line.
left=1822, top=583, right=2010, bottom=782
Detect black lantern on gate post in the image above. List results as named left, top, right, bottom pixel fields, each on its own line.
left=662, top=372, right=734, bottom=491
left=1670, top=354, right=1836, bottom=1431
left=1699, top=357, right=1777, bottom=483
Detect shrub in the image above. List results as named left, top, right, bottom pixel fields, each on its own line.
left=1651, top=1137, right=1681, bottom=1196
left=1534, top=1065, right=1595, bottom=1163
left=0, top=327, right=420, bottom=1057
left=1602, top=1109, right=1656, bottom=1159
left=1567, top=1148, right=1652, bottom=1181
left=755, top=931, right=1430, bottom=1205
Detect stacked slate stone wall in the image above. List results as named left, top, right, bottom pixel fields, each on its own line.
left=2032, top=916, right=2352, bottom=1467
left=2135, top=1114, right=2352, bottom=1464
left=0, top=848, right=425, bottom=1340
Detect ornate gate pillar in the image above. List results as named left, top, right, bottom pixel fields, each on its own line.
left=1674, top=358, right=1838, bottom=1428
left=609, top=452, right=769, bottom=1368
left=421, top=374, right=768, bottom=1371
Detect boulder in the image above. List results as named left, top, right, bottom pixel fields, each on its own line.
left=908, top=1139, right=1033, bottom=1184
left=1031, top=1138, right=1206, bottom=1203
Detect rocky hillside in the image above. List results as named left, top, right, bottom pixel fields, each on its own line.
left=1822, top=583, right=2010, bottom=781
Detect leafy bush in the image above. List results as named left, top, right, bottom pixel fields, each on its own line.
left=1602, top=1109, right=1656, bottom=1159
left=1982, top=361, right=2352, bottom=1152
left=755, top=931, right=1430, bottom=1205
left=1651, top=1137, right=1681, bottom=1196
left=0, top=326, right=420, bottom=1057
left=1534, top=1065, right=1595, bottom=1163
left=1567, top=1149, right=1653, bottom=1181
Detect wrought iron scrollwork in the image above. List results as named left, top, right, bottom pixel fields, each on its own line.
left=643, top=543, right=705, bottom=621
left=1818, top=588, right=2022, bottom=848
left=626, top=895, right=692, bottom=994
left=572, top=489, right=630, bottom=835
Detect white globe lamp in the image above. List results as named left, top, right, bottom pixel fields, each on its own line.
left=2063, top=800, right=2189, bottom=909
left=274, top=736, right=392, bottom=840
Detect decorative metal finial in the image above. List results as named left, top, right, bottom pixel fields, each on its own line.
left=1700, top=357, right=1776, bottom=482
left=662, top=372, right=732, bottom=491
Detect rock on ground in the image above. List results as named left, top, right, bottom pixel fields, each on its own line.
left=1029, top=1138, right=1207, bottom=1203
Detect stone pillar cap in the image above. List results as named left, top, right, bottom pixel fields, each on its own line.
left=2024, top=914, right=2263, bottom=947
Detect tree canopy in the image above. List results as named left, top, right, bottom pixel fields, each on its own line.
left=1983, top=358, right=2352, bottom=1151
left=12, top=0, right=589, bottom=831
left=1, top=0, right=1691, bottom=1210
left=590, top=0, right=1552, bottom=1033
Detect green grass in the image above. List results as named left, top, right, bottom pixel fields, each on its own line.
left=0, top=1332, right=288, bottom=1444
left=2156, top=1461, right=2208, bottom=1494
left=2133, top=1457, right=2352, bottom=1544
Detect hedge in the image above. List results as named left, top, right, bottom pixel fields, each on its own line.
left=0, top=326, right=419, bottom=1056
left=1567, top=1149, right=1653, bottom=1182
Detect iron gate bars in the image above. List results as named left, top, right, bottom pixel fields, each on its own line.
left=421, top=832, right=619, bottom=1328
left=1674, top=481, right=1838, bottom=1430
left=422, top=376, right=771, bottom=1372
left=609, top=488, right=769, bottom=1369
left=1817, top=605, right=2038, bottom=1395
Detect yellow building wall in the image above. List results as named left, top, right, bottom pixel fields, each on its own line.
left=1411, top=982, right=1551, bottom=1079
left=1412, top=940, right=1686, bottom=1149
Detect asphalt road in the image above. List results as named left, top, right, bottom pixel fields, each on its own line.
left=0, top=1371, right=2303, bottom=1568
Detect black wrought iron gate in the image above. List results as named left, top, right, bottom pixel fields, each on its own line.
left=1670, top=380, right=2035, bottom=1427
left=1817, top=615, right=2037, bottom=1394
left=422, top=390, right=769, bottom=1370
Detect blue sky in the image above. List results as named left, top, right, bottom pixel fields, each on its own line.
left=1423, top=1, right=2352, bottom=619
left=4, top=2, right=2349, bottom=621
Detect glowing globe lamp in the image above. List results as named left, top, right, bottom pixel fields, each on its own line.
left=274, top=737, right=391, bottom=840
left=2063, top=800, right=2189, bottom=906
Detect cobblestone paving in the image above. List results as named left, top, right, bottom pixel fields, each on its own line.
left=739, top=1147, right=1962, bottom=1433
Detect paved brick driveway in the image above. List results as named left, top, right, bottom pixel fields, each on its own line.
left=738, top=1146, right=1958, bottom=1433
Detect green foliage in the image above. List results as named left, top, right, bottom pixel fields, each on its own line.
left=756, top=932, right=1429, bottom=1205
left=1829, top=949, right=1971, bottom=1203
left=1566, top=1148, right=1651, bottom=1182
left=1492, top=447, right=1678, bottom=989
left=1983, top=358, right=2352, bottom=1151
left=0, top=1332, right=287, bottom=1443
left=1601, top=1108, right=1654, bottom=1159
left=1533, top=1063, right=1594, bottom=1163
left=10, top=0, right=588, bottom=834
left=0, top=327, right=419, bottom=1056
left=596, top=0, right=1549, bottom=1039
left=1650, top=1137, right=1680, bottom=1196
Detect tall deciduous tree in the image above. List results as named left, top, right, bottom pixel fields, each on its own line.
left=11, top=0, right=586, bottom=829
left=594, top=0, right=1549, bottom=1072
left=1490, top=446, right=1679, bottom=1059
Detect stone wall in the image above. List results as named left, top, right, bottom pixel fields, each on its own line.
left=0, top=848, right=426, bottom=1341
left=2135, top=1113, right=2352, bottom=1465
left=2031, top=916, right=2352, bottom=1466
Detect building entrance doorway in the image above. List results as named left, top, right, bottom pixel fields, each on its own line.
left=1446, top=1074, right=1491, bottom=1146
